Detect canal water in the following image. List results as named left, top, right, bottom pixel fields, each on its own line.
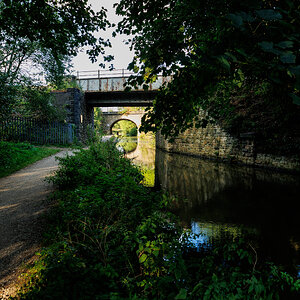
left=118, top=135, right=300, bottom=275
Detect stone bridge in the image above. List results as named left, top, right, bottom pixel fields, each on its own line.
left=52, top=70, right=170, bottom=141
left=101, top=111, right=145, bottom=135
left=77, top=69, right=170, bottom=107
left=51, top=70, right=300, bottom=172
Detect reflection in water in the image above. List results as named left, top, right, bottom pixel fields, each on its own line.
left=189, top=222, right=247, bottom=249
left=117, top=137, right=138, bottom=153
left=155, top=149, right=300, bottom=273
left=117, top=137, right=300, bottom=274
left=118, top=135, right=156, bottom=187
left=120, top=136, right=156, bottom=169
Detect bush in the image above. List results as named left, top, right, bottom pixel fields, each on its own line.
left=14, top=140, right=300, bottom=299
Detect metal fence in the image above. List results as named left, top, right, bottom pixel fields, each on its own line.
left=75, top=69, right=134, bottom=79
left=0, top=117, right=74, bottom=144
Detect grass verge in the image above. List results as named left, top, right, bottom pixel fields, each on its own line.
left=0, top=141, right=61, bottom=178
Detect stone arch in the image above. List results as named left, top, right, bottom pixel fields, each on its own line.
left=101, top=112, right=145, bottom=135
left=109, top=119, right=138, bottom=135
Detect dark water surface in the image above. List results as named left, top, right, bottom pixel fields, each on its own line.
left=121, top=136, right=300, bottom=275
left=155, top=149, right=300, bottom=275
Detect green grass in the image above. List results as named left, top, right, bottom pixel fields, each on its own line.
left=0, top=141, right=61, bottom=178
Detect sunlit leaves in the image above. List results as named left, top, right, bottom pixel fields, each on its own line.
left=139, top=253, right=147, bottom=263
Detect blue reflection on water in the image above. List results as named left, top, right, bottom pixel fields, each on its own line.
left=187, top=221, right=300, bottom=278
left=188, top=221, right=243, bottom=249
left=189, top=222, right=210, bottom=247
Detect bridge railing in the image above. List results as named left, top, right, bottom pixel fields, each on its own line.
left=76, top=70, right=172, bottom=92
left=75, top=69, right=134, bottom=79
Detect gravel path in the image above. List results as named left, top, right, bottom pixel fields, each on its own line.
left=0, top=150, right=73, bottom=299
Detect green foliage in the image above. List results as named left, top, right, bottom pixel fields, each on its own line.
left=0, top=77, right=68, bottom=121
left=0, top=74, right=18, bottom=120
left=113, top=120, right=138, bottom=137
left=186, top=238, right=300, bottom=300
left=0, top=0, right=111, bottom=117
left=14, top=140, right=300, bottom=299
left=16, top=85, right=67, bottom=121
left=117, top=138, right=138, bottom=153
left=52, top=75, right=82, bottom=91
left=94, top=107, right=104, bottom=135
left=116, top=0, right=300, bottom=150
left=0, top=0, right=110, bottom=67
left=0, top=141, right=59, bottom=178
left=128, top=126, right=138, bottom=137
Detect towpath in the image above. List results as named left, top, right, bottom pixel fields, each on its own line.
left=0, top=150, right=73, bottom=299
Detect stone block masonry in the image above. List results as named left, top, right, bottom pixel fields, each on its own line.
left=156, top=110, right=300, bottom=172
left=51, top=88, right=89, bottom=142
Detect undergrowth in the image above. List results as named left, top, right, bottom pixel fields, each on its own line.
left=0, top=141, right=60, bottom=178
left=13, top=140, right=300, bottom=299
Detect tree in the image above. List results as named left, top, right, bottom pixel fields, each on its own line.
left=0, top=0, right=111, bottom=118
left=115, top=0, right=300, bottom=145
left=0, top=0, right=110, bottom=68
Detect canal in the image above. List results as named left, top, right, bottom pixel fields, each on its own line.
left=117, top=135, right=300, bottom=276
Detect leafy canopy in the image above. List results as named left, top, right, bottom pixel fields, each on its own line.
left=0, top=0, right=110, bottom=65
left=0, top=0, right=110, bottom=118
left=115, top=0, right=300, bottom=138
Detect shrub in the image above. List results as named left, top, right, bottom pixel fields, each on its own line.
left=15, top=140, right=300, bottom=299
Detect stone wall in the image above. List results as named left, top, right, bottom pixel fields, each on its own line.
left=156, top=110, right=300, bottom=172
left=52, top=88, right=85, bottom=141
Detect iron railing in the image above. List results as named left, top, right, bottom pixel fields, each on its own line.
left=0, top=117, right=74, bottom=144
left=75, top=69, right=134, bottom=79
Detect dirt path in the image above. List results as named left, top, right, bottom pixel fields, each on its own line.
left=0, top=150, right=73, bottom=299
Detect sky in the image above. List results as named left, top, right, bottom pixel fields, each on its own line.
left=71, top=0, right=133, bottom=73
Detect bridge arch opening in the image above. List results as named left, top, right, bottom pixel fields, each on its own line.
left=111, top=119, right=138, bottom=137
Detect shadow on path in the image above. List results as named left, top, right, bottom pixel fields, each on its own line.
left=0, top=150, right=73, bottom=299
